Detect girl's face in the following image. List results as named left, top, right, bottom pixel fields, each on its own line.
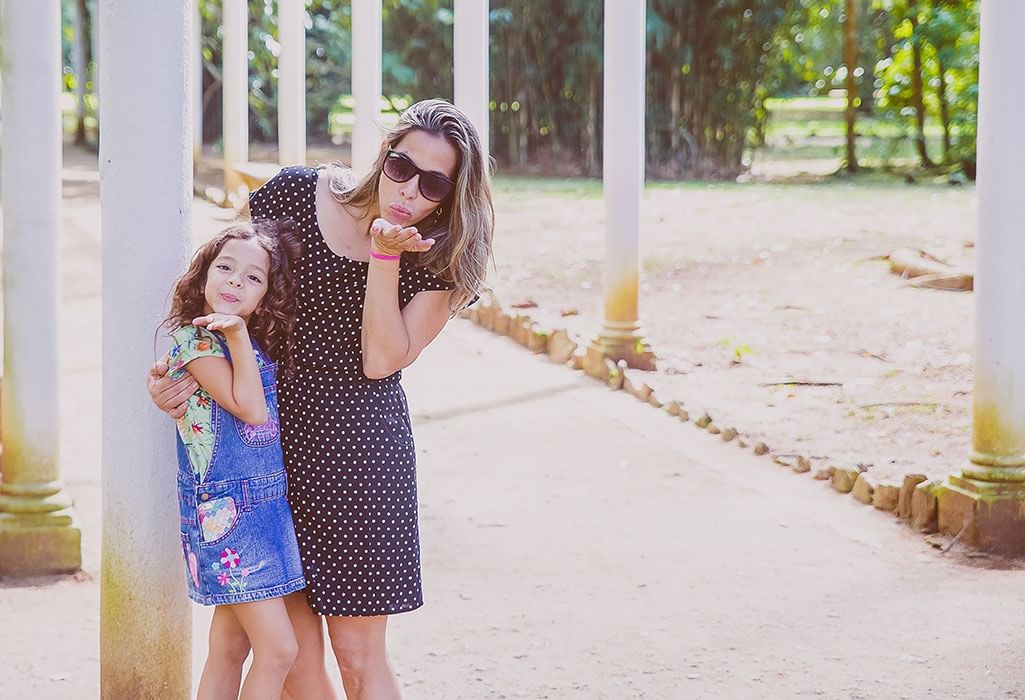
left=377, top=129, right=459, bottom=226
left=203, top=237, right=271, bottom=321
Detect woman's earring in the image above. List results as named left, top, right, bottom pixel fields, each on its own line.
left=432, top=205, right=444, bottom=226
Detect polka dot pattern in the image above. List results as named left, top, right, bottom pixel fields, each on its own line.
left=249, top=166, right=453, bottom=616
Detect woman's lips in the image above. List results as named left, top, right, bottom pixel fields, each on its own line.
left=389, top=204, right=412, bottom=220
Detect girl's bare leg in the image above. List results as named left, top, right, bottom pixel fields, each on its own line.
left=198, top=605, right=252, bottom=700
left=230, top=598, right=299, bottom=700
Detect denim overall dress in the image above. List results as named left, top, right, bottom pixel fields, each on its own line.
left=177, top=339, right=306, bottom=606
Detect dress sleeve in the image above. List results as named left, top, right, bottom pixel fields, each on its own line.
left=248, top=165, right=317, bottom=224
left=416, top=266, right=456, bottom=294
left=167, top=326, right=226, bottom=379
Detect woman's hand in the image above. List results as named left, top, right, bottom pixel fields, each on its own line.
left=147, top=361, right=198, bottom=419
left=370, top=218, right=435, bottom=257
left=193, top=313, right=247, bottom=336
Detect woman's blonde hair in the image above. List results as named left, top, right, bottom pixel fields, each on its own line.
left=325, top=98, right=494, bottom=312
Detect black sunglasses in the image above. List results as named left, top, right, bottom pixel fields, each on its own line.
left=382, top=150, right=455, bottom=202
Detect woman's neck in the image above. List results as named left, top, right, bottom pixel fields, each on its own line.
left=342, top=200, right=380, bottom=238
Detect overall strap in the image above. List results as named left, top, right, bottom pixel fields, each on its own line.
left=208, top=331, right=235, bottom=366
left=211, top=331, right=269, bottom=367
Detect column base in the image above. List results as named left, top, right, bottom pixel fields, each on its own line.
left=936, top=474, right=1025, bottom=555
left=0, top=510, right=81, bottom=575
left=584, top=325, right=656, bottom=372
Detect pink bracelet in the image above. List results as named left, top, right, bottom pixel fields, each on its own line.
left=370, top=250, right=401, bottom=261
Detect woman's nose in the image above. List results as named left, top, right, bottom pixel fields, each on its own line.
left=400, top=174, right=420, bottom=200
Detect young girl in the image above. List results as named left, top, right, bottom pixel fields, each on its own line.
left=163, top=220, right=305, bottom=699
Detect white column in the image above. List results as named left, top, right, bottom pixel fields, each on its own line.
left=278, top=0, right=307, bottom=165
left=966, top=0, right=1025, bottom=478
left=352, top=0, right=382, bottom=174
left=588, top=0, right=652, bottom=370
left=454, top=0, right=489, bottom=160
left=222, top=0, right=248, bottom=196
left=0, top=0, right=81, bottom=576
left=99, top=0, right=192, bottom=695
left=192, top=0, right=203, bottom=163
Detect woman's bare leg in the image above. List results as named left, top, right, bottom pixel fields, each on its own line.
left=326, top=615, right=401, bottom=700
left=280, top=591, right=337, bottom=700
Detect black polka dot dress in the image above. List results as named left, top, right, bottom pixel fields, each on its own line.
left=249, top=166, right=452, bottom=616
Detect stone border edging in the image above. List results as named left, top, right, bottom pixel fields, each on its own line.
left=461, top=296, right=943, bottom=538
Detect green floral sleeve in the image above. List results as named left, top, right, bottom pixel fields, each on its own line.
left=167, top=326, right=225, bottom=378
left=167, top=325, right=226, bottom=483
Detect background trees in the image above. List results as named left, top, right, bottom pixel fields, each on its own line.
left=59, top=0, right=980, bottom=179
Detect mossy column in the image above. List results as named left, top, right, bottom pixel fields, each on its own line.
left=0, top=0, right=82, bottom=576
left=937, top=0, right=1025, bottom=554
left=278, top=0, right=307, bottom=166
left=222, top=0, right=248, bottom=200
left=98, top=1, right=192, bottom=696
left=352, top=0, right=383, bottom=175
left=586, top=0, right=655, bottom=373
left=454, top=0, right=490, bottom=160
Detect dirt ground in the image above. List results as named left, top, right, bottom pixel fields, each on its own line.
left=485, top=174, right=976, bottom=486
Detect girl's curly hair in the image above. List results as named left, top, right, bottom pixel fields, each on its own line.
left=162, top=220, right=303, bottom=374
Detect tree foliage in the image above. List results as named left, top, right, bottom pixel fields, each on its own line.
left=873, top=0, right=978, bottom=166
left=59, top=0, right=980, bottom=178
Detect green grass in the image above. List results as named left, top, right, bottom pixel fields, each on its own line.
left=765, top=96, right=847, bottom=113
left=492, top=175, right=603, bottom=197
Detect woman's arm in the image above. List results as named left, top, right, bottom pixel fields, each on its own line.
left=361, top=219, right=452, bottom=378
left=362, top=264, right=452, bottom=378
left=148, top=363, right=200, bottom=419
left=187, top=316, right=268, bottom=424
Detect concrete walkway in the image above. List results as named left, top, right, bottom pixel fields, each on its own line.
left=3, top=149, right=1025, bottom=699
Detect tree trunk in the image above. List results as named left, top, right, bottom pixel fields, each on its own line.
left=909, top=14, right=934, bottom=168
left=586, top=71, right=599, bottom=177
left=844, top=0, right=859, bottom=171
left=936, top=52, right=952, bottom=163
left=669, top=20, right=683, bottom=162
left=71, top=0, right=90, bottom=145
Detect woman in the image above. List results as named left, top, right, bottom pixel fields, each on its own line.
left=149, top=98, right=494, bottom=698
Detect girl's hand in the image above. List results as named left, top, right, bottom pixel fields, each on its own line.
left=147, top=361, right=197, bottom=419
left=193, top=313, right=246, bottom=335
left=370, top=218, right=435, bottom=257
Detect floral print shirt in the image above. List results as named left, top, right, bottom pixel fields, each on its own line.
left=168, top=325, right=266, bottom=483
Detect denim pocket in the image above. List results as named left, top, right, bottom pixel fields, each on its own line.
left=198, top=496, right=239, bottom=544
left=181, top=532, right=200, bottom=589
left=234, top=385, right=280, bottom=447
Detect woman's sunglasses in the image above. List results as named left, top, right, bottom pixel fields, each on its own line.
left=382, top=150, right=455, bottom=202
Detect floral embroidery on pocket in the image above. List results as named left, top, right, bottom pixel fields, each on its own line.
left=197, top=496, right=237, bottom=542
left=235, top=391, right=280, bottom=447
left=237, top=410, right=280, bottom=446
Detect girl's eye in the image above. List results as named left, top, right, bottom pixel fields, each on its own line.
left=248, top=275, right=263, bottom=284
left=215, top=264, right=230, bottom=271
